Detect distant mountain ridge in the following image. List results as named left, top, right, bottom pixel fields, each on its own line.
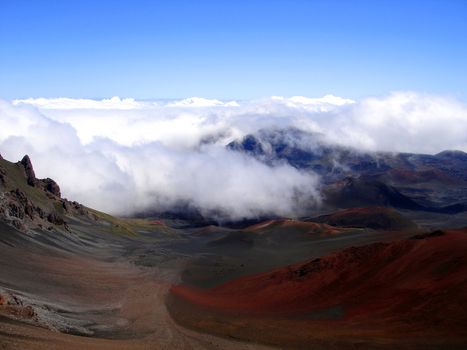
left=227, top=127, right=467, bottom=215
left=227, top=127, right=467, bottom=182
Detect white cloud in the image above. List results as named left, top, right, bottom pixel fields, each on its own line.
left=0, top=99, right=321, bottom=219
left=272, top=94, right=355, bottom=112
left=166, top=97, right=239, bottom=107
left=3, top=92, right=467, bottom=218
left=13, top=96, right=148, bottom=110
left=322, top=92, right=467, bottom=153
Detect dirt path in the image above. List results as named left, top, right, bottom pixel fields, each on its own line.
left=0, top=252, right=274, bottom=350
left=0, top=277, right=273, bottom=350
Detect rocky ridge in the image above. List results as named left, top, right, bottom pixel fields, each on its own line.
left=0, top=154, right=95, bottom=232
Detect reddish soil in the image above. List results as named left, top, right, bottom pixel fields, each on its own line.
left=149, top=220, right=165, bottom=226
left=313, top=206, right=417, bottom=230
left=192, top=225, right=232, bottom=236
left=246, top=219, right=347, bottom=235
left=169, top=228, right=467, bottom=349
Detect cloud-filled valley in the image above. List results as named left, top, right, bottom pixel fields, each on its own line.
left=1, top=92, right=467, bottom=219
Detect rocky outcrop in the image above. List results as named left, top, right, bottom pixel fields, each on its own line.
left=47, top=212, right=64, bottom=225
left=0, top=155, right=84, bottom=233
left=0, top=155, right=111, bottom=235
left=0, top=291, right=38, bottom=321
left=18, top=155, right=61, bottom=197
left=20, top=155, right=37, bottom=187
left=42, top=178, right=61, bottom=197
left=0, top=188, right=49, bottom=231
left=0, top=166, right=6, bottom=186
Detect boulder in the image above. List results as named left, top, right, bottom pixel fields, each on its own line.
left=43, top=178, right=61, bottom=197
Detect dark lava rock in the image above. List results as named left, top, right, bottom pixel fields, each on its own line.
left=24, top=204, right=34, bottom=220
left=61, top=200, right=70, bottom=212
left=20, top=155, right=37, bottom=186
left=12, top=219, right=24, bottom=230
left=11, top=188, right=28, bottom=204
left=47, top=212, right=64, bottom=225
left=8, top=202, right=24, bottom=219
left=7, top=189, right=36, bottom=220
left=0, top=166, right=6, bottom=186
left=43, top=178, right=61, bottom=197
left=35, top=206, right=45, bottom=219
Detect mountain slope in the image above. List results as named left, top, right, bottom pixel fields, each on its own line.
left=169, top=228, right=467, bottom=349
left=0, top=154, right=153, bottom=236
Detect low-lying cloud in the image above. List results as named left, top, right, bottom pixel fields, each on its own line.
left=1, top=92, right=467, bottom=219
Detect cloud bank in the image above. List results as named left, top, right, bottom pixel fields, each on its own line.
left=1, top=92, right=467, bottom=218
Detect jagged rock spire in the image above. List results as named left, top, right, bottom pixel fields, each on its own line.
left=21, top=155, right=37, bottom=187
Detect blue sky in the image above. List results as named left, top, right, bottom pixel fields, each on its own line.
left=0, top=0, right=466, bottom=100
